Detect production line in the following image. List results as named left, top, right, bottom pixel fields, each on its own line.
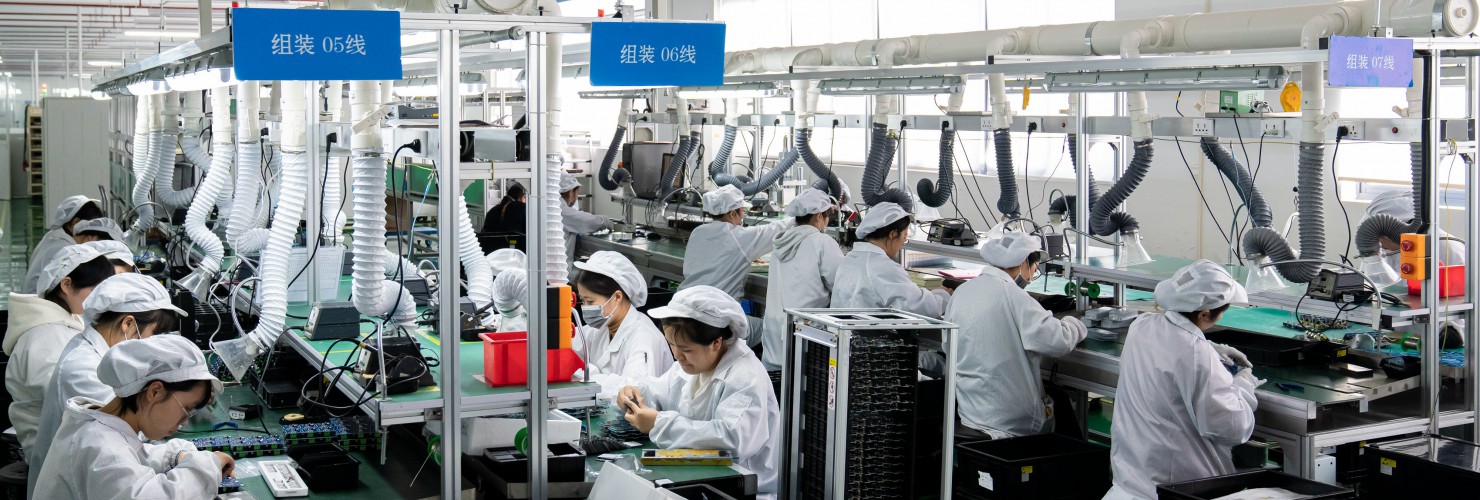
left=6, top=0, right=1480, bottom=499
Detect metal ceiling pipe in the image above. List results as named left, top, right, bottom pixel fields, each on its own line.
left=400, top=26, right=524, bottom=55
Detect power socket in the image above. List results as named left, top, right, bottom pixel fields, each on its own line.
left=1336, top=120, right=1364, bottom=140
left=1261, top=120, right=1285, bottom=138
left=1192, top=119, right=1215, bottom=136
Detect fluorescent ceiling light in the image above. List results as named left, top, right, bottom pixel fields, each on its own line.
left=125, top=80, right=171, bottom=95
left=165, top=67, right=237, bottom=92
left=817, top=76, right=965, bottom=96
left=578, top=88, right=653, bottom=99
left=88, top=61, right=123, bottom=67
left=123, top=30, right=195, bottom=38
left=1043, top=66, right=1287, bottom=93
left=392, top=74, right=489, bottom=97
left=675, top=82, right=790, bottom=99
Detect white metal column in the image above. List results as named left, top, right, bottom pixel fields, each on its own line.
left=437, top=29, right=465, bottom=498
left=524, top=28, right=552, bottom=499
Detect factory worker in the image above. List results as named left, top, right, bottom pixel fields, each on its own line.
left=1366, top=190, right=1466, bottom=266
left=23, top=195, right=104, bottom=293
left=486, top=248, right=526, bottom=277
left=1105, top=260, right=1260, bottom=500
left=72, top=217, right=125, bottom=243
left=679, top=184, right=794, bottom=299
left=32, top=334, right=231, bottom=500
left=481, top=182, right=527, bottom=253
left=950, top=232, right=1087, bottom=440
left=760, top=188, right=843, bottom=371
left=492, top=268, right=529, bottom=332
left=572, top=251, right=673, bottom=396
left=6, top=246, right=116, bottom=452
left=29, top=273, right=188, bottom=494
left=560, top=172, right=615, bottom=271
left=85, top=240, right=137, bottom=273
left=832, top=202, right=950, bottom=316
left=616, top=286, right=780, bottom=499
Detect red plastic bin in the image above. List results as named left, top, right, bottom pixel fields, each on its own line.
left=479, top=332, right=583, bottom=387
left=1408, top=265, right=1466, bottom=298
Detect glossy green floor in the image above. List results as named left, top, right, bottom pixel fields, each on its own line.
left=0, top=198, right=50, bottom=309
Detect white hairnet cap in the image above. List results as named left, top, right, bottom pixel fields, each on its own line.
left=1365, top=190, right=1415, bottom=221
left=486, top=248, right=527, bottom=276
left=647, top=286, right=749, bottom=341
left=784, top=188, right=835, bottom=217
left=702, top=185, right=747, bottom=215
left=39, top=245, right=106, bottom=294
left=558, top=172, right=581, bottom=193
left=82, top=273, right=188, bottom=324
left=980, top=231, right=1047, bottom=268
left=97, top=335, right=222, bottom=398
left=856, top=202, right=911, bottom=239
left=492, top=268, right=528, bottom=313
left=1154, top=259, right=1250, bottom=313
left=73, top=217, right=125, bottom=242
left=574, top=251, right=648, bottom=306
left=85, top=240, right=136, bottom=266
left=50, top=195, right=100, bottom=230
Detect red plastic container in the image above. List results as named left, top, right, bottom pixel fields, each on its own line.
left=479, top=332, right=583, bottom=387
left=1408, top=265, right=1466, bottom=298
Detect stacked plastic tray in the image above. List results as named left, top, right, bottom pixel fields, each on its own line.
left=333, top=415, right=380, bottom=451
left=798, top=333, right=919, bottom=499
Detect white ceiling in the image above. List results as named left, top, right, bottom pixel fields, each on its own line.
left=0, top=0, right=313, bottom=80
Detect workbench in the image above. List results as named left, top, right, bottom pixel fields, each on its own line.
left=574, top=233, right=772, bottom=305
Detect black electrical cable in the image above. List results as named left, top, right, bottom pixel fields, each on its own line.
left=1167, top=137, right=1232, bottom=245
left=1023, top=128, right=1034, bottom=220
left=1032, top=137, right=1069, bottom=215
left=957, top=133, right=999, bottom=222
left=283, top=143, right=334, bottom=290
left=1332, top=137, right=1354, bottom=263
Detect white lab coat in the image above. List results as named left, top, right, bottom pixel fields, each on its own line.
left=28, top=325, right=113, bottom=495
left=563, top=201, right=613, bottom=270
left=760, top=225, right=843, bottom=370
left=830, top=242, right=950, bottom=317
left=31, top=397, right=222, bottom=500
left=22, top=229, right=75, bottom=294
left=573, top=304, right=674, bottom=397
left=949, top=266, right=1087, bottom=439
left=1104, top=312, right=1258, bottom=500
left=630, top=341, right=780, bottom=499
left=3, top=293, right=82, bottom=451
left=679, top=219, right=793, bottom=299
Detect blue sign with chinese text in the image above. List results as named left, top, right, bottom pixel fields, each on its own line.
left=231, top=8, right=401, bottom=81
left=589, top=21, right=725, bottom=86
left=1327, top=36, right=1413, bottom=88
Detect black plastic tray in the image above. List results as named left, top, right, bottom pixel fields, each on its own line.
left=1364, top=435, right=1480, bottom=498
left=1157, top=470, right=1353, bottom=499
left=1203, top=330, right=1308, bottom=366
left=954, top=433, right=1110, bottom=499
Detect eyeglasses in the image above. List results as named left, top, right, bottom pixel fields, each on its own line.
left=171, top=394, right=200, bottom=420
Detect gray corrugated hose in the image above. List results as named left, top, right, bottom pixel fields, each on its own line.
left=916, top=128, right=955, bottom=208
left=1200, top=137, right=1273, bottom=229
left=1088, top=139, right=1152, bottom=235
left=796, top=128, right=846, bottom=200
left=993, top=129, right=1020, bottom=218
left=858, top=123, right=913, bottom=211
left=659, top=132, right=700, bottom=201
left=1242, top=142, right=1326, bottom=283
left=597, top=125, right=630, bottom=191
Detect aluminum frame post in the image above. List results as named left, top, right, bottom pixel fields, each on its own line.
left=1073, top=93, right=1090, bottom=311
left=524, top=28, right=551, bottom=500
left=437, top=29, right=465, bottom=498
left=305, top=82, right=322, bottom=304
left=1423, top=50, right=1443, bottom=435
left=1469, top=55, right=1480, bottom=437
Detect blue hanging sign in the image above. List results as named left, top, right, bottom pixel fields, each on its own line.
left=231, top=8, right=402, bottom=81
left=1327, top=36, right=1414, bottom=88
left=589, top=21, right=725, bottom=86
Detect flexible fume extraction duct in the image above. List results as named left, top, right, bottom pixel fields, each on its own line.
left=1355, top=60, right=1430, bottom=261
left=917, top=92, right=963, bottom=208
left=322, top=81, right=348, bottom=240
left=229, top=82, right=271, bottom=256
left=1201, top=137, right=1273, bottom=229
left=124, top=95, right=154, bottom=243
left=179, top=86, right=236, bottom=298
left=597, top=98, right=633, bottom=191
left=989, top=72, right=1020, bottom=219
left=708, top=101, right=796, bottom=196
left=857, top=122, right=911, bottom=211
left=155, top=92, right=196, bottom=210
left=661, top=131, right=699, bottom=201
left=180, top=91, right=235, bottom=214
left=348, top=80, right=419, bottom=324
left=1243, top=12, right=1352, bottom=283
left=791, top=79, right=848, bottom=200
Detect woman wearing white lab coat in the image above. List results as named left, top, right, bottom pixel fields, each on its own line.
left=572, top=251, right=673, bottom=396
left=33, top=334, right=232, bottom=499
left=28, top=273, right=189, bottom=496
left=949, top=232, right=1087, bottom=439
left=616, top=286, right=781, bottom=499
left=1105, top=260, right=1262, bottom=500
left=559, top=173, right=614, bottom=270
left=761, top=188, right=843, bottom=370
left=680, top=185, right=793, bottom=298
left=831, top=202, right=950, bottom=316
left=23, top=195, right=104, bottom=294
left=5, top=246, right=115, bottom=452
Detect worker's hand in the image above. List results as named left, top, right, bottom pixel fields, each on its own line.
left=624, top=405, right=659, bottom=434
left=213, top=452, right=236, bottom=478
left=615, top=386, right=646, bottom=414
left=1234, top=367, right=1266, bottom=389
left=1214, top=343, right=1252, bottom=369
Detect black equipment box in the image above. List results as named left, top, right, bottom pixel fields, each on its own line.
left=1363, top=435, right=1480, bottom=499
left=305, top=301, right=360, bottom=341
left=1158, top=470, right=1353, bottom=499
left=954, top=433, right=1110, bottom=499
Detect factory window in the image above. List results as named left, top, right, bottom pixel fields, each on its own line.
left=1333, top=86, right=1472, bottom=210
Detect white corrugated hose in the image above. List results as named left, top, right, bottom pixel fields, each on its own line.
left=125, top=95, right=156, bottom=243
left=178, top=86, right=237, bottom=297
left=229, top=82, right=271, bottom=256
left=154, top=92, right=196, bottom=209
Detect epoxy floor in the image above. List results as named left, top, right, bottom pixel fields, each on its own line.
left=0, top=198, right=49, bottom=309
